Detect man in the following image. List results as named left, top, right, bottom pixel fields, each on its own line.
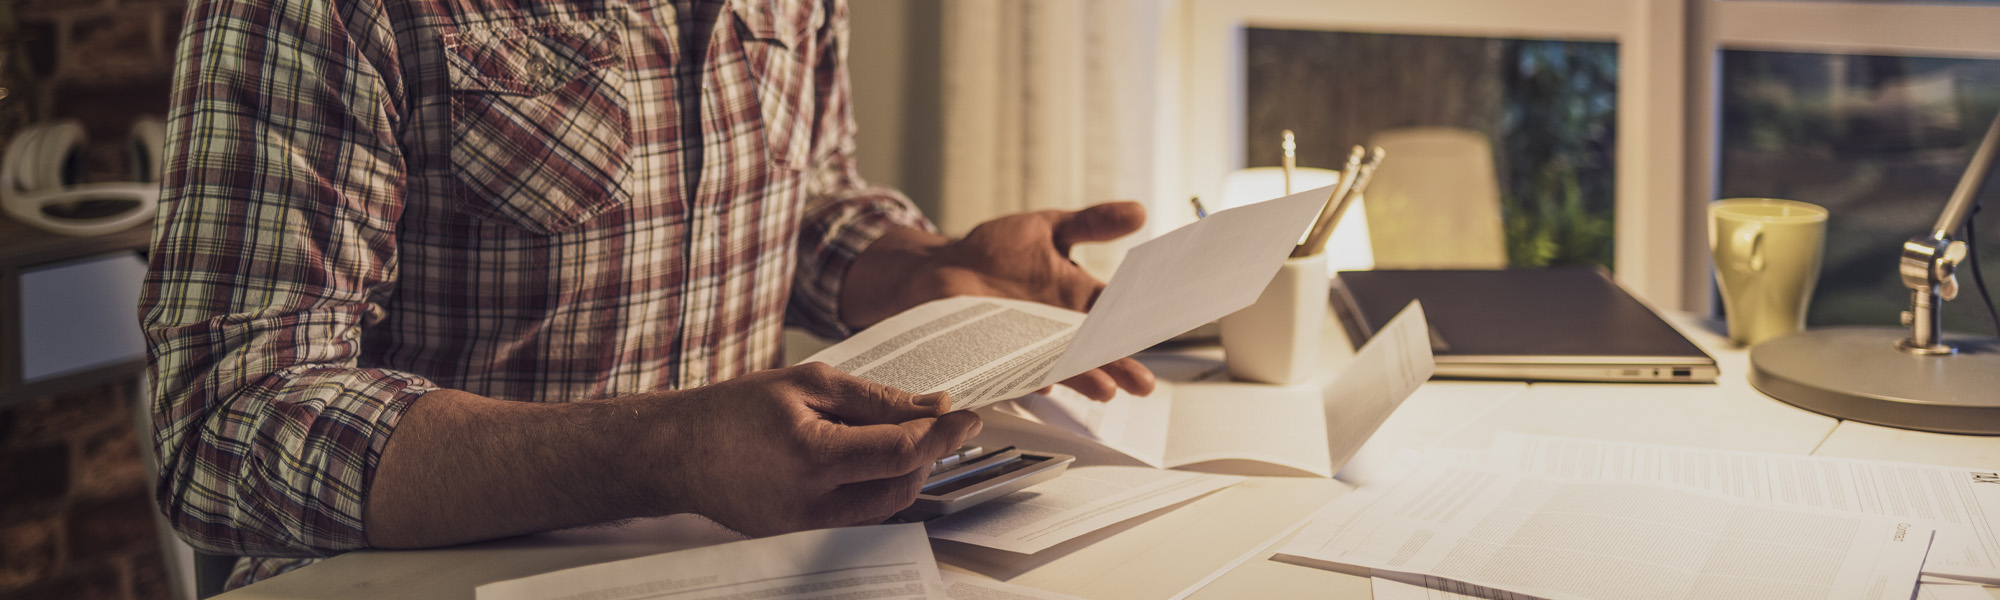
left=141, top=0, right=1154, bottom=588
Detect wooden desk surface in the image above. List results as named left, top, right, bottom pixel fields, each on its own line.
left=214, top=311, right=2000, bottom=599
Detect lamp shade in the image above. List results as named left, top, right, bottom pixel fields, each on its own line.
left=1220, top=167, right=1374, bottom=274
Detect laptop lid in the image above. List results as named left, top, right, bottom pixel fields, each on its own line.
left=1331, top=268, right=1718, bottom=383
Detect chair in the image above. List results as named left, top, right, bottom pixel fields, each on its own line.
left=1359, top=127, right=1508, bottom=269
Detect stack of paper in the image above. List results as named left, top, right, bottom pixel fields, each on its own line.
left=999, top=298, right=1437, bottom=477
left=1269, top=432, right=2000, bottom=600
left=926, top=465, right=1243, bottom=554
left=476, top=524, right=1089, bottom=600
left=1276, top=461, right=1935, bottom=600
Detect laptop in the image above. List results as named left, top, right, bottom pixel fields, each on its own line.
left=1330, top=268, right=1718, bottom=383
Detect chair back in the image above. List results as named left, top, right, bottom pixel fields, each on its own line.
left=1361, top=127, right=1508, bottom=269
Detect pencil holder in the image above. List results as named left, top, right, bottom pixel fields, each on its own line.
left=1220, top=253, right=1327, bottom=384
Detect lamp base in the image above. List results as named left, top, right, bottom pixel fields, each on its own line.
left=1749, top=326, right=2000, bottom=435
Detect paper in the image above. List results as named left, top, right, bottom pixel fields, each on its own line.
left=1276, top=462, right=1935, bottom=600
left=924, top=465, right=1243, bottom=554
left=1490, top=433, right=2000, bottom=582
left=1918, top=583, right=1996, bottom=600
left=939, top=572, right=1083, bottom=600
left=1042, top=184, right=1333, bottom=385
left=1373, top=573, right=1544, bottom=600
left=807, top=186, right=1329, bottom=411
left=477, top=523, right=943, bottom=600
left=1005, top=301, right=1436, bottom=477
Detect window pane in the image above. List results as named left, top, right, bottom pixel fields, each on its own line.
left=1245, top=29, right=1619, bottom=269
left=1719, top=50, right=2000, bottom=333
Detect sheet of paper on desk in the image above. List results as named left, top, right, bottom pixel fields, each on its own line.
left=476, top=523, right=943, bottom=600
left=1918, top=583, right=1996, bottom=600
left=1489, top=433, right=2000, bottom=582
left=924, top=465, right=1243, bottom=554
left=1274, top=462, right=1934, bottom=600
left=940, top=572, right=1084, bottom=600
left=1003, top=301, right=1435, bottom=478
left=805, top=186, right=1329, bottom=412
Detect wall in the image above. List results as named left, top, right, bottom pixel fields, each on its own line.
left=0, top=381, right=172, bottom=600
left=847, top=0, right=946, bottom=219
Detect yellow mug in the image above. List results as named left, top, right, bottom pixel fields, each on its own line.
left=1709, top=198, right=1828, bottom=347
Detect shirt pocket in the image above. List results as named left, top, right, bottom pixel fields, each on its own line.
left=732, top=0, right=820, bottom=171
left=443, top=19, right=632, bottom=234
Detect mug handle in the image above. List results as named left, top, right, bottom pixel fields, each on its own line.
left=1730, top=223, right=1765, bottom=273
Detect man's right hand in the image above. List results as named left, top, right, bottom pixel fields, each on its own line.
left=364, top=363, right=979, bottom=549
left=648, top=362, right=982, bottom=536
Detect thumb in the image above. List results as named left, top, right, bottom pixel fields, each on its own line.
left=1051, top=201, right=1146, bottom=252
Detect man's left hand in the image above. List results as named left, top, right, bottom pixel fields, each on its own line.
left=843, top=201, right=1156, bottom=401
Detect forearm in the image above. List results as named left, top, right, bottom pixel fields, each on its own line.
left=363, top=389, right=678, bottom=548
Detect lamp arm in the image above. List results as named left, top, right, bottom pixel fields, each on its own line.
left=1935, top=110, right=2000, bottom=241
left=1895, top=109, right=2000, bottom=354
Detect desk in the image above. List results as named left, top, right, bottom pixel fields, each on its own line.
left=215, top=313, right=2000, bottom=599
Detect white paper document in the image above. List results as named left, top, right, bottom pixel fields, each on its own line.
left=1490, top=433, right=2000, bottom=582
left=476, top=523, right=943, bottom=600
left=806, top=186, right=1330, bottom=411
left=924, top=465, right=1243, bottom=554
left=1005, top=301, right=1436, bottom=477
left=1276, top=462, right=1935, bottom=600
left=939, top=572, right=1084, bottom=600
left=1917, top=583, right=1996, bottom=600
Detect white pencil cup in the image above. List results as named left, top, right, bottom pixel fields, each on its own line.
left=1220, top=253, right=1328, bottom=384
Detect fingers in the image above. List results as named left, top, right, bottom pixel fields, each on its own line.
left=815, top=467, right=931, bottom=528
left=1101, top=357, right=1157, bottom=396
left=1058, top=358, right=1157, bottom=401
left=1049, top=201, right=1146, bottom=254
left=791, top=363, right=947, bottom=425
left=1058, top=369, right=1118, bottom=401
left=813, top=410, right=982, bottom=483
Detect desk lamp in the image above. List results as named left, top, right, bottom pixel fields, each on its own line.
left=1749, top=113, right=2000, bottom=435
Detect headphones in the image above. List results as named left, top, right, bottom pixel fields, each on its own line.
left=2, top=117, right=165, bottom=237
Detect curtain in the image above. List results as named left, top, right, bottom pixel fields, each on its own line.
left=938, top=0, right=1167, bottom=275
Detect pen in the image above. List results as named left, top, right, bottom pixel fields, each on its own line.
left=1293, top=145, right=1366, bottom=258
left=1191, top=196, right=1209, bottom=220
left=1298, top=146, right=1384, bottom=257
left=1281, top=130, right=1297, bottom=196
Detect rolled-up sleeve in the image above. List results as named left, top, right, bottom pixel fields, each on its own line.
left=141, top=0, right=431, bottom=557
left=787, top=0, right=936, bottom=340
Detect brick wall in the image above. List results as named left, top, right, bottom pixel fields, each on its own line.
left=2, top=0, right=189, bottom=598
left=0, top=380, right=172, bottom=600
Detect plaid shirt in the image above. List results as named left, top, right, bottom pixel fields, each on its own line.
left=141, top=0, right=929, bottom=585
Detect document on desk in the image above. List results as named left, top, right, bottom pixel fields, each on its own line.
left=1489, top=433, right=2000, bottom=582
left=924, top=465, right=1243, bottom=554
left=940, top=572, right=1084, bottom=600
left=805, top=186, right=1331, bottom=412
left=476, top=523, right=943, bottom=600
left=1275, top=462, right=1934, bottom=600
left=1005, top=301, right=1435, bottom=477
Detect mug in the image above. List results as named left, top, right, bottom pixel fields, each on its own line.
left=1709, top=198, right=1828, bottom=346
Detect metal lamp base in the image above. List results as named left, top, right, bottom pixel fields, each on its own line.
left=1749, top=326, right=2000, bottom=435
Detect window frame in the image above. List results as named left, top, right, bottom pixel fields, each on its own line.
left=1173, top=0, right=1692, bottom=309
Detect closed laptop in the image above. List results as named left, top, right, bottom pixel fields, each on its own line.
left=1331, top=268, right=1718, bottom=383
